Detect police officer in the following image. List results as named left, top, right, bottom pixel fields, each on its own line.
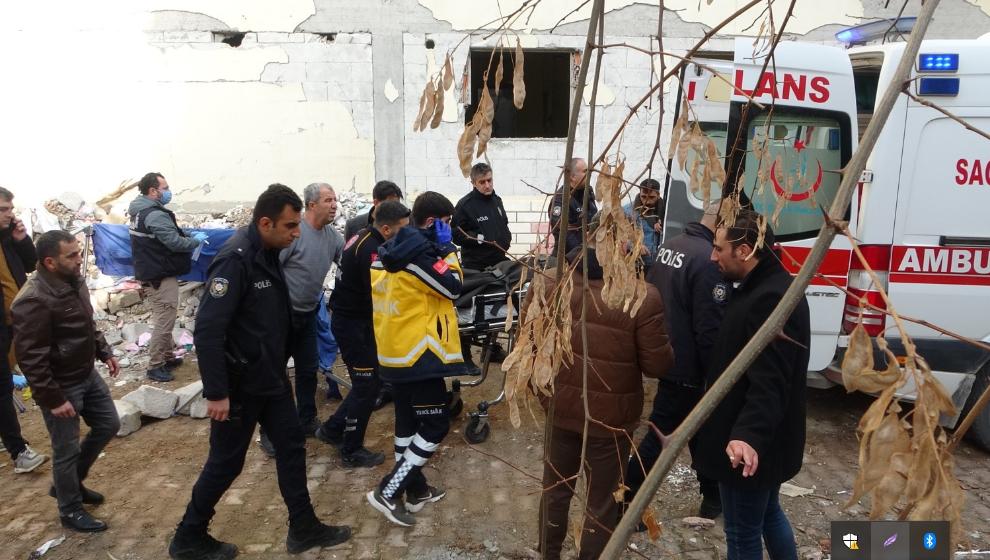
left=128, top=172, right=208, bottom=382
left=625, top=202, right=728, bottom=520
left=549, top=158, right=598, bottom=255
left=168, top=185, right=350, bottom=560
left=315, top=201, right=410, bottom=468
left=451, top=162, right=511, bottom=271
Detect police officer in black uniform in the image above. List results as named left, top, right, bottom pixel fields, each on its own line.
left=549, top=158, right=598, bottom=255
left=315, top=201, right=411, bottom=468
left=451, top=162, right=512, bottom=271
left=168, top=185, right=351, bottom=560
left=625, top=202, right=729, bottom=520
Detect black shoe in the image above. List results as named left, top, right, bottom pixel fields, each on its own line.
left=169, top=525, right=239, bottom=560
left=698, top=496, right=722, bottom=519
left=60, top=510, right=107, bottom=533
left=488, top=343, right=508, bottom=363
left=366, top=488, right=416, bottom=527
left=147, top=365, right=175, bottom=382
left=258, top=431, right=276, bottom=458
left=341, top=447, right=385, bottom=468
left=164, top=356, right=185, bottom=371
left=405, top=484, right=446, bottom=513
left=315, top=425, right=343, bottom=447
left=286, top=515, right=351, bottom=554
left=461, top=361, right=482, bottom=376
left=372, top=389, right=392, bottom=411
left=300, top=418, right=319, bottom=438
left=49, top=484, right=105, bottom=505
left=325, top=383, right=343, bottom=401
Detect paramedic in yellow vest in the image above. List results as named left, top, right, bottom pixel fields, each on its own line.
left=365, top=192, right=467, bottom=527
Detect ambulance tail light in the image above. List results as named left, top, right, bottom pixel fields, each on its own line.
left=842, top=244, right=892, bottom=337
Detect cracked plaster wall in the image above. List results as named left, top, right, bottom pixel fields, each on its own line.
left=1, top=1, right=988, bottom=215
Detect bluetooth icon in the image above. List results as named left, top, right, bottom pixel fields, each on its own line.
left=923, top=531, right=937, bottom=550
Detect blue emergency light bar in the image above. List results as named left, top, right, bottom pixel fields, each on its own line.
left=835, top=17, right=916, bottom=45
left=919, top=53, right=959, bottom=72
left=918, top=77, right=960, bottom=96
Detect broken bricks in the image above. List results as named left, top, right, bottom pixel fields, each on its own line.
left=121, top=385, right=179, bottom=419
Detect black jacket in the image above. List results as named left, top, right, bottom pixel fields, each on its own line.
left=645, top=222, right=729, bottom=388
left=330, top=227, right=384, bottom=323
left=549, top=187, right=598, bottom=255
left=452, top=189, right=512, bottom=270
left=194, top=225, right=294, bottom=400
left=0, top=227, right=37, bottom=325
left=12, top=269, right=112, bottom=410
left=345, top=212, right=373, bottom=242
left=694, top=256, right=809, bottom=490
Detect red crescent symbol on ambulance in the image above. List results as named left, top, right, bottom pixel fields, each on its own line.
left=770, top=160, right=823, bottom=202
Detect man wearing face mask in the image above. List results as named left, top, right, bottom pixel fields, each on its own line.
left=128, top=172, right=208, bottom=383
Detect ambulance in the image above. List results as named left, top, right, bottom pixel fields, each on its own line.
left=662, top=22, right=990, bottom=450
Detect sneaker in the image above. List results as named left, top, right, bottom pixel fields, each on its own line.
left=366, top=488, right=416, bottom=527
left=488, top=343, right=508, bottom=363
left=325, top=380, right=343, bottom=401
left=49, top=484, right=105, bottom=505
left=168, top=525, right=238, bottom=560
left=13, top=446, right=47, bottom=474
left=314, top=426, right=342, bottom=447
left=340, top=447, right=385, bottom=469
left=285, top=515, right=351, bottom=554
left=300, top=417, right=319, bottom=438
left=60, top=509, right=107, bottom=533
left=147, top=365, right=175, bottom=382
left=164, top=357, right=185, bottom=371
left=698, top=495, right=722, bottom=519
left=258, top=431, right=276, bottom=458
left=405, top=485, right=446, bottom=513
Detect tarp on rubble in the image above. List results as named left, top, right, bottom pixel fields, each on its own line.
left=92, top=224, right=236, bottom=282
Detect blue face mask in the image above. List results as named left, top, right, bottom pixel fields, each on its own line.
left=160, top=189, right=172, bottom=205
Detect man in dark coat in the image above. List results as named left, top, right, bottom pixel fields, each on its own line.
left=625, top=203, right=727, bottom=519
left=548, top=158, right=598, bottom=255
left=696, top=209, right=809, bottom=560
left=345, top=180, right=403, bottom=241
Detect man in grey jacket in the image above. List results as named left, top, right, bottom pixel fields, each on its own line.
left=128, top=172, right=208, bottom=382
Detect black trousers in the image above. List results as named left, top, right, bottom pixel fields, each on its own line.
left=323, top=318, right=381, bottom=454
left=179, top=388, right=314, bottom=530
left=377, top=377, right=449, bottom=500
left=626, top=380, right=719, bottom=502
left=0, top=329, right=27, bottom=459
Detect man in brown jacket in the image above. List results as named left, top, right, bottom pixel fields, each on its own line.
left=12, top=230, right=120, bottom=533
left=538, top=244, right=673, bottom=560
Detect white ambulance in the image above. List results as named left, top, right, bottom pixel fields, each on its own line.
left=662, top=30, right=990, bottom=450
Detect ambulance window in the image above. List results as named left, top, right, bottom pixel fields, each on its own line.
left=685, top=122, right=728, bottom=204
left=853, top=70, right=880, bottom=141
left=741, top=115, right=843, bottom=239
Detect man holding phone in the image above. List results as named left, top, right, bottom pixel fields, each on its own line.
left=0, top=186, right=47, bottom=474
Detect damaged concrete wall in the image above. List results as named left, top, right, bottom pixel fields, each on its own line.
left=1, top=0, right=988, bottom=239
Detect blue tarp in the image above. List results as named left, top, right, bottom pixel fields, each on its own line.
left=92, top=224, right=236, bottom=282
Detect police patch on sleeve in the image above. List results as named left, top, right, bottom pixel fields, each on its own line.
left=712, top=282, right=728, bottom=304
left=210, top=277, right=229, bottom=298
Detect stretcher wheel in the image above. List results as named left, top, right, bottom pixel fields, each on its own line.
left=448, top=395, right=464, bottom=418
left=465, top=416, right=490, bottom=444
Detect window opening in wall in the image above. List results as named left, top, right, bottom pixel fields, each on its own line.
left=465, top=49, right=571, bottom=139
left=214, top=31, right=246, bottom=47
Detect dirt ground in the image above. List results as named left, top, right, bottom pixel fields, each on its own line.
left=1, top=352, right=988, bottom=560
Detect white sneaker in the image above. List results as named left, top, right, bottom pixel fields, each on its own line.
left=14, top=446, right=47, bottom=474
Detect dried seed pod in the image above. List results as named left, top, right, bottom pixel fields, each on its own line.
left=430, top=78, right=444, bottom=129
left=412, top=85, right=429, bottom=132
left=442, top=54, right=454, bottom=91
left=476, top=86, right=495, bottom=157
left=457, top=119, right=480, bottom=177
left=513, top=38, right=526, bottom=109
left=418, top=80, right=437, bottom=132
left=494, top=50, right=504, bottom=97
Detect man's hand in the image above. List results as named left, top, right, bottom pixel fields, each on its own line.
left=104, top=357, right=120, bottom=378
left=11, top=218, right=27, bottom=241
left=726, top=440, right=759, bottom=477
left=207, top=398, right=230, bottom=422
left=192, top=232, right=209, bottom=244
left=51, top=401, right=77, bottom=418
left=653, top=221, right=663, bottom=233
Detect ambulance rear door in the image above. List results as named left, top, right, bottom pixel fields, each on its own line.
left=726, top=38, right=859, bottom=373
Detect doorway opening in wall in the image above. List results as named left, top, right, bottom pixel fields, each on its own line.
left=464, top=49, right=572, bottom=138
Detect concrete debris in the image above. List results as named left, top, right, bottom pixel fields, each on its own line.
left=174, top=381, right=208, bottom=419
left=680, top=516, right=716, bottom=528
left=121, top=385, right=179, bottom=419
left=114, top=400, right=142, bottom=437
left=780, top=482, right=815, bottom=498
left=121, top=323, right=152, bottom=343
left=108, top=289, right=142, bottom=313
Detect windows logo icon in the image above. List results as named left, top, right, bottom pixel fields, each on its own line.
left=843, top=533, right=860, bottom=550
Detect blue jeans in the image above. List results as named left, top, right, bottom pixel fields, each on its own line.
left=719, top=483, right=797, bottom=560
left=290, top=309, right=319, bottom=424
